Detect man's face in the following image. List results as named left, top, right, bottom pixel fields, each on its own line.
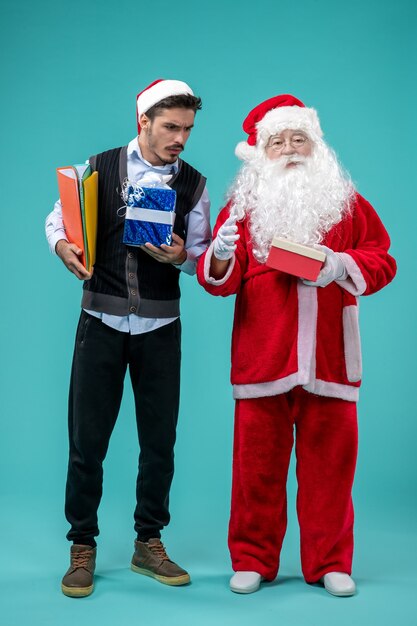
left=265, top=129, right=312, bottom=166
left=138, top=107, right=195, bottom=166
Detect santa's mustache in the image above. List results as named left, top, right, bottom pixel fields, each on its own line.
left=279, top=154, right=307, bottom=166
left=260, top=154, right=308, bottom=177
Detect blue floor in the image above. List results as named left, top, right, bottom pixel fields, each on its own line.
left=1, top=495, right=416, bottom=626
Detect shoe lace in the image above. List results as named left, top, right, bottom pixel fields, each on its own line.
left=72, top=549, right=94, bottom=569
left=148, top=541, right=169, bottom=561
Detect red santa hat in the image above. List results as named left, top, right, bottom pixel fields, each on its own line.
left=235, top=94, right=323, bottom=160
left=136, top=79, right=194, bottom=133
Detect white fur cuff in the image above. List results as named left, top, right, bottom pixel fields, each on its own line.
left=204, top=241, right=236, bottom=285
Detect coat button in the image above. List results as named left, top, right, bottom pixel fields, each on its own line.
left=129, top=273, right=134, bottom=279
left=131, top=290, right=136, bottom=296
left=130, top=306, right=136, bottom=313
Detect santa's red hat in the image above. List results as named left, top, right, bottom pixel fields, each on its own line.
left=235, top=94, right=323, bottom=160
left=136, top=79, right=194, bottom=133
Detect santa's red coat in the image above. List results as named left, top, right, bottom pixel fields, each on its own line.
left=197, top=193, right=396, bottom=402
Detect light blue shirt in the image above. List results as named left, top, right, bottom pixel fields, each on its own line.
left=46, top=137, right=211, bottom=334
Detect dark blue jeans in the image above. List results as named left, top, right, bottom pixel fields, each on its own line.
left=65, top=311, right=181, bottom=546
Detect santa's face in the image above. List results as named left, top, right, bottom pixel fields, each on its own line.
left=265, top=129, right=312, bottom=166
left=138, top=107, right=195, bottom=166
left=228, top=132, right=354, bottom=263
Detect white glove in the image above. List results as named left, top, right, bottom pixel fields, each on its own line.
left=213, top=215, right=240, bottom=261
left=302, top=245, right=347, bottom=287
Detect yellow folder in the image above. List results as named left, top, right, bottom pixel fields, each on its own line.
left=83, top=171, right=98, bottom=270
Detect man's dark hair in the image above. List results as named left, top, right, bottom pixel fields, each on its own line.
left=145, top=94, right=202, bottom=120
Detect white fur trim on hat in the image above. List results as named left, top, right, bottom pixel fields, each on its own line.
left=137, top=80, right=194, bottom=116
left=256, top=106, right=323, bottom=146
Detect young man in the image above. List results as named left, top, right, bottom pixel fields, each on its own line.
left=197, top=94, right=396, bottom=597
left=46, top=79, right=211, bottom=597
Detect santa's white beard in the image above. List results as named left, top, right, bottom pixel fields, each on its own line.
left=229, top=143, right=355, bottom=263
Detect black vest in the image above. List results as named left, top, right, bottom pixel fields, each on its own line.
left=82, top=146, right=206, bottom=317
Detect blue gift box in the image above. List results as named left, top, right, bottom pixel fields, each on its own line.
left=123, top=184, right=176, bottom=247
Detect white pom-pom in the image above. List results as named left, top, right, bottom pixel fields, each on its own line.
left=235, top=142, right=256, bottom=161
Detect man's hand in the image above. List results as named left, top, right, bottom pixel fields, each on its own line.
left=141, top=233, right=187, bottom=265
left=302, top=245, right=347, bottom=287
left=56, top=239, right=93, bottom=280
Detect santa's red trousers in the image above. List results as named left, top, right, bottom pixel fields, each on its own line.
left=228, top=387, right=358, bottom=583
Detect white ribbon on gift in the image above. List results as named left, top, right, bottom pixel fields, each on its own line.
left=125, top=206, right=176, bottom=225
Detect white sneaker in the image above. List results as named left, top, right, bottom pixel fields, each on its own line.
left=322, top=572, right=356, bottom=596
left=230, top=571, right=262, bottom=594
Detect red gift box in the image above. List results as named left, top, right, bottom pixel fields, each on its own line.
left=266, top=238, right=326, bottom=281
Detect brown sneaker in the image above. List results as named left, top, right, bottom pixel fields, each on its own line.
left=61, top=544, right=96, bottom=597
left=131, top=538, right=190, bottom=586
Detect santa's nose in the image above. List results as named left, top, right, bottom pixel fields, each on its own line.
left=280, top=142, right=296, bottom=155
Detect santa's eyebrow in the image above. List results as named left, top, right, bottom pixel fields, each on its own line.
left=270, top=130, right=308, bottom=138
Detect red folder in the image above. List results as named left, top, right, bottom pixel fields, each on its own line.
left=57, top=167, right=85, bottom=266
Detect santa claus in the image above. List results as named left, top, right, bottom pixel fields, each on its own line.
left=197, top=94, right=396, bottom=596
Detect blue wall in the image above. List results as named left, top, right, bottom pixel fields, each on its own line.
left=0, top=1, right=415, bottom=624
